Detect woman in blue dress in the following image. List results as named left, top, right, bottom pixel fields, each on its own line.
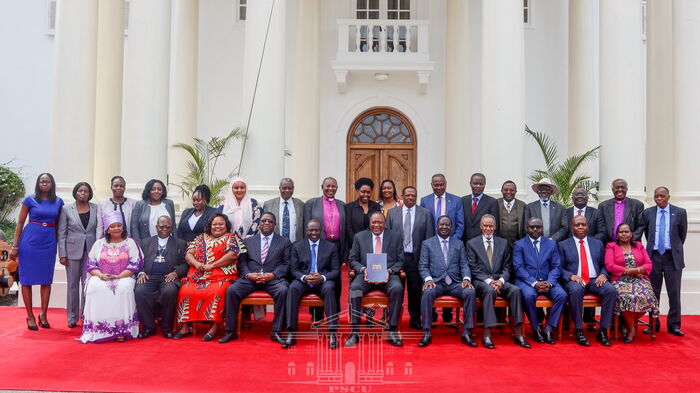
left=9, top=173, right=64, bottom=330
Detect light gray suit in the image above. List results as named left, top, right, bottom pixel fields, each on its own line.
left=58, top=202, right=97, bottom=325
left=263, top=197, right=305, bottom=242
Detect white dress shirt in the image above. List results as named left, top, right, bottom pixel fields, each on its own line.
left=574, top=236, right=597, bottom=279
left=278, top=197, right=298, bottom=242
left=573, top=206, right=587, bottom=217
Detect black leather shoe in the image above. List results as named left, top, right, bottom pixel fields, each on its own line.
left=543, top=329, right=556, bottom=345
left=643, top=318, right=660, bottom=334
left=202, top=332, right=216, bottom=342
left=482, top=336, right=495, bottom=349
left=344, top=332, right=360, bottom=347
left=575, top=329, right=590, bottom=346
left=387, top=331, right=403, bottom=347
left=514, top=336, right=531, bottom=348
left=596, top=330, right=611, bottom=346
left=137, top=329, right=156, bottom=339
left=534, top=328, right=546, bottom=343
left=329, top=333, right=338, bottom=349
left=68, top=322, right=77, bottom=329
left=623, top=336, right=634, bottom=344
left=218, top=331, right=238, bottom=343
left=163, top=331, right=174, bottom=339
left=417, top=333, right=432, bottom=347
left=670, top=329, right=685, bottom=337
left=173, top=330, right=192, bottom=340
left=282, top=333, right=297, bottom=348
left=461, top=334, right=477, bottom=347
left=271, top=332, right=286, bottom=345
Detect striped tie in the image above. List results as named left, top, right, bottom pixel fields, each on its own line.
left=261, top=236, right=270, bottom=263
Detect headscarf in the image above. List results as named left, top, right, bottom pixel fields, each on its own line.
left=102, top=210, right=124, bottom=235
left=222, top=177, right=253, bottom=237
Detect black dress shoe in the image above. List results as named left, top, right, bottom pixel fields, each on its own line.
left=282, top=332, right=297, bottom=348
left=329, top=333, right=338, bottom=349
left=137, top=329, right=156, bottom=339
left=596, top=330, right=611, bottom=346
left=163, top=331, right=174, bottom=339
left=68, top=322, right=77, bottom=329
left=543, top=329, right=556, bottom=345
left=514, top=336, right=531, bottom=348
left=271, top=332, right=286, bottom=345
left=482, top=336, right=495, bottom=349
left=173, top=330, right=193, bottom=340
left=202, top=332, right=217, bottom=342
left=344, top=332, right=360, bottom=347
left=218, top=331, right=238, bottom=343
left=669, top=329, right=685, bottom=337
left=417, top=333, right=432, bottom=347
left=623, top=336, right=634, bottom=344
left=461, top=334, right=477, bottom=347
left=534, top=328, right=546, bottom=343
left=643, top=318, right=660, bottom=334
left=387, top=331, right=403, bottom=347
left=575, top=330, right=590, bottom=346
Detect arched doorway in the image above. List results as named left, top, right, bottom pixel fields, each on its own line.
left=346, top=107, right=417, bottom=201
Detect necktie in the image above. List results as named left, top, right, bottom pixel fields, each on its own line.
left=436, top=195, right=443, bottom=226
left=282, top=201, right=290, bottom=239
left=658, top=210, right=666, bottom=255
left=472, top=196, right=478, bottom=214
left=403, top=208, right=412, bottom=250
left=261, top=236, right=269, bottom=263
left=577, top=209, right=583, bottom=216
left=374, top=236, right=382, bottom=254
left=309, top=243, right=317, bottom=287
left=506, top=201, right=512, bottom=213
left=533, top=239, right=540, bottom=257
left=541, top=202, right=550, bottom=237
left=579, top=239, right=590, bottom=284
left=442, top=239, right=451, bottom=285
left=486, top=238, right=493, bottom=269
left=543, top=202, right=548, bottom=208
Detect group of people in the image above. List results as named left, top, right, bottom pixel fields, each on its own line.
left=9, top=171, right=686, bottom=349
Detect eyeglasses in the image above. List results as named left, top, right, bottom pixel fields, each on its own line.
left=260, top=218, right=275, bottom=223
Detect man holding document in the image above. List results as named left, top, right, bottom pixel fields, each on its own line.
left=346, top=212, right=405, bottom=347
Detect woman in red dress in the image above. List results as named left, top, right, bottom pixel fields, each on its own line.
left=174, top=213, right=246, bottom=341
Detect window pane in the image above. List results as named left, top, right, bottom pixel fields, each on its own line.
left=388, top=11, right=397, bottom=19
left=369, top=10, right=379, bottom=19
left=524, top=0, right=528, bottom=6
left=240, top=0, right=246, bottom=4
left=357, top=10, right=367, bottom=19
left=400, top=11, right=410, bottom=20
left=401, top=0, right=410, bottom=10
left=524, top=9, right=528, bottom=23
left=388, top=0, right=398, bottom=10
left=357, top=0, right=366, bottom=9
left=240, top=7, right=246, bottom=20
left=369, top=0, right=379, bottom=10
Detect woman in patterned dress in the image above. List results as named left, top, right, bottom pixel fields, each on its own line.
left=605, top=223, right=659, bottom=343
left=79, top=211, right=143, bottom=343
left=175, top=213, right=245, bottom=341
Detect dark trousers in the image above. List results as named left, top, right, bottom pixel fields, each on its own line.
left=516, top=280, right=567, bottom=331
left=225, top=278, right=288, bottom=333
left=474, top=280, right=522, bottom=327
left=564, top=280, right=617, bottom=329
left=650, top=251, right=683, bottom=330
left=402, top=253, right=423, bottom=324
left=134, top=275, right=180, bottom=333
left=311, top=238, right=342, bottom=319
left=349, top=275, right=403, bottom=329
left=286, top=279, right=338, bottom=330
left=421, top=280, right=475, bottom=332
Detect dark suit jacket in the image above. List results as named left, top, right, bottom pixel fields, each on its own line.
left=640, top=204, right=687, bottom=270
left=598, top=197, right=645, bottom=242
left=304, top=196, right=346, bottom=256
left=418, top=235, right=471, bottom=283
left=290, top=239, right=340, bottom=282
left=176, top=206, right=217, bottom=242
left=461, top=194, right=499, bottom=241
left=139, top=235, right=188, bottom=280
left=524, top=200, right=568, bottom=241
left=565, top=206, right=606, bottom=241
left=348, top=229, right=404, bottom=275
left=466, top=235, right=511, bottom=283
left=557, top=236, right=607, bottom=282
left=238, top=233, right=291, bottom=279
left=495, top=197, right=526, bottom=244
left=130, top=199, right=177, bottom=244
left=385, top=205, right=434, bottom=256
left=513, top=236, right=561, bottom=286
left=419, top=192, right=465, bottom=239
left=263, top=197, right=305, bottom=241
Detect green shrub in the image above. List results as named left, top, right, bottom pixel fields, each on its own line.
left=0, top=219, right=15, bottom=244
left=0, top=164, right=25, bottom=223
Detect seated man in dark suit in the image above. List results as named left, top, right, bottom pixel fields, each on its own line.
left=418, top=216, right=477, bottom=348
left=513, top=217, right=567, bottom=344
left=345, top=212, right=404, bottom=347
left=283, top=219, right=340, bottom=349
left=220, top=212, right=291, bottom=344
left=135, top=216, right=188, bottom=339
left=467, top=214, right=530, bottom=349
left=524, top=178, right=568, bottom=242
left=566, top=187, right=606, bottom=241
left=558, top=215, right=616, bottom=346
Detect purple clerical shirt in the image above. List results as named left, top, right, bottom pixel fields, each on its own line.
left=612, top=199, right=626, bottom=241
left=322, top=196, right=341, bottom=240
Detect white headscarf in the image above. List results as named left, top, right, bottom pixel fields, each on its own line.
left=222, top=177, right=253, bottom=237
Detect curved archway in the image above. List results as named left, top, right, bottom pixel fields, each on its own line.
left=346, top=107, right=417, bottom=201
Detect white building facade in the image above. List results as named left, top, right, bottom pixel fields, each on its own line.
left=1, top=0, right=700, bottom=313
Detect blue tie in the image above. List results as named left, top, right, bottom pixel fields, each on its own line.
left=435, top=196, right=443, bottom=227
left=309, top=243, right=318, bottom=287
left=658, top=210, right=666, bottom=255
left=282, top=201, right=290, bottom=239
left=533, top=239, right=540, bottom=257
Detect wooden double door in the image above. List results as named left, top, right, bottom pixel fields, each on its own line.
left=347, top=145, right=415, bottom=202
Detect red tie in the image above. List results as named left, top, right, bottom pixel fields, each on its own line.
left=374, top=236, right=382, bottom=254
left=579, top=239, right=589, bottom=284
left=472, top=197, right=478, bottom=214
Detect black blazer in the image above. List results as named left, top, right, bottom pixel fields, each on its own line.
left=176, top=206, right=217, bottom=242
left=466, top=235, right=512, bottom=283
left=239, top=233, right=291, bottom=279
left=598, top=197, right=645, bottom=242
left=290, top=239, right=340, bottom=282
left=385, top=205, right=434, bottom=256
left=139, top=235, right=188, bottom=280
left=348, top=229, right=404, bottom=274
left=524, top=200, right=569, bottom=241
left=461, top=194, right=499, bottom=242
left=640, top=204, right=687, bottom=270
left=565, top=206, right=606, bottom=241
left=557, top=236, right=607, bottom=282
left=345, top=200, right=382, bottom=255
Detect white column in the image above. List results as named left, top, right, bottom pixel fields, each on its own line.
left=445, top=0, right=472, bottom=187
left=673, top=0, right=700, bottom=212
left=121, top=0, right=171, bottom=193
left=288, top=0, right=320, bottom=200
left=239, top=0, right=287, bottom=200
left=50, top=0, right=98, bottom=195
left=167, top=0, right=198, bottom=201
left=93, top=0, right=125, bottom=199
left=598, top=0, right=645, bottom=200
left=481, top=0, right=525, bottom=194
left=568, top=0, right=597, bottom=180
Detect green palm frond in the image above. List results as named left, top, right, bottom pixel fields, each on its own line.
left=525, top=124, right=559, bottom=172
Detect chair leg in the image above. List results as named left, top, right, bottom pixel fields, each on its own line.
left=237, top=304, right=243, bottom=337
left=614, top=315, right=619, bottom=341
left=650, top=312, right=656, bottom=342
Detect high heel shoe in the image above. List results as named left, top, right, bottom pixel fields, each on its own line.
left=26, top=317, right=38, bottom=331
left=38, top=313, right=51, bottom=329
